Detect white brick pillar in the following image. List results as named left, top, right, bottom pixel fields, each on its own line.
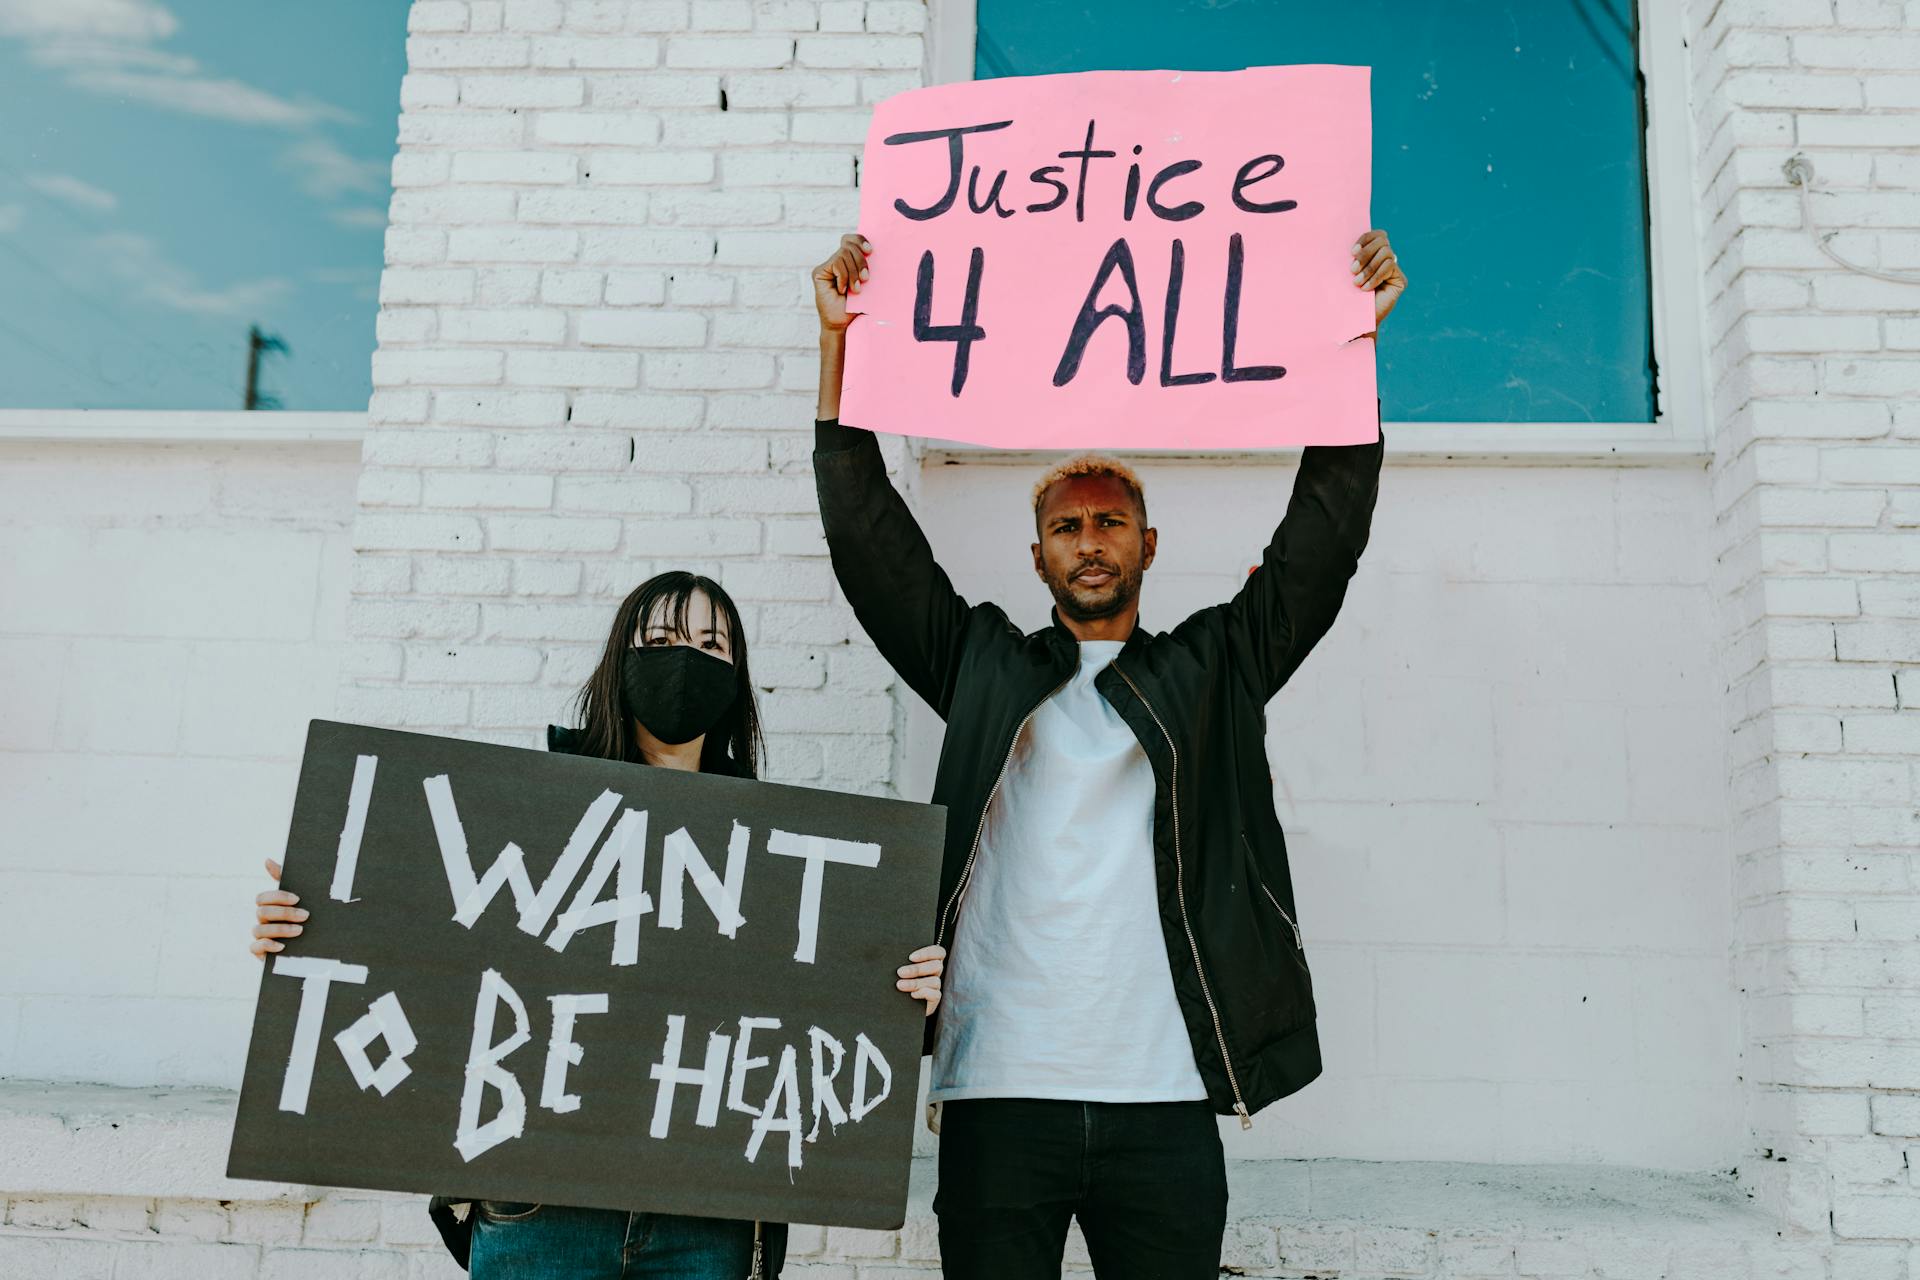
left=348, top=0, right=929, bottom=795
left=1688, top=0, right=1920, bottom=1260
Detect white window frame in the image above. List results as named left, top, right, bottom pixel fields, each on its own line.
left=0, top=410, right=363, bottom=445
left=923, top=0, right=1709, bottom=467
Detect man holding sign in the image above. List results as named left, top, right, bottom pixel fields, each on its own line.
left=807, top=66, right=1404, bottom=1280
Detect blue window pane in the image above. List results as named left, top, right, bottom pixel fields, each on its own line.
left=0, top=1, right=407, bottom=411
left=977, top=1, right=1657, bottom=423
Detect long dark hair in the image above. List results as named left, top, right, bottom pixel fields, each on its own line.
left=573, top=571, right=763, bottom=777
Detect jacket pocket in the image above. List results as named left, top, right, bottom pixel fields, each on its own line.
left=1240, top=832, right=1302, bottom=951
left=477, top=1201, right=544, bottom=1222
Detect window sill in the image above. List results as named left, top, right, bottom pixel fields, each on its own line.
left=0, top=410, right=365, bottom=446
left=917, top=422, right=1711, bottom=469
left=0, top=1080, right=314, bottom=1203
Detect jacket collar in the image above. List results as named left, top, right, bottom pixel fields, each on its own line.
left=546, top=723, right=750, bottom=777
left=1044, top=608, right=1151, bottom=658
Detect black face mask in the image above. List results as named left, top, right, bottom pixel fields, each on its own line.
left=620, top=645, right=738, bottom=746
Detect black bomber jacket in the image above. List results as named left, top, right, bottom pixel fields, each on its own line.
left=813, top=415, right=1384, bottom=1123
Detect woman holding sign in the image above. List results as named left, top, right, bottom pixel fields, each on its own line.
left=250, top=570, right=948, bottom=1279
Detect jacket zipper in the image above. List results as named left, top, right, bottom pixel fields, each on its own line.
left=748, top=1220, right=763, bottom=1279
left=1112, top=663, right=1253, bottom=1130
left=1240, top=833, right=1303, bottom=949
left=933, top=675, right=1073, bottom=951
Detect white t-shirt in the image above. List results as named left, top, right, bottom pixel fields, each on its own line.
left=928, top=639, right=1208, bottom=1103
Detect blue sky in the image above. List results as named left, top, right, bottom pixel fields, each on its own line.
left=0, top=0, right=407, bottom=410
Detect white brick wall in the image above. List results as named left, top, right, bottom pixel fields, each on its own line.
left=337, top=0, right=1764, bottom=1172
left=1686, top=0, right=1920, bottom=1254
left=348, top=0, right=913, bottom=784
left=335, top=0, right=1920, bottom=1266
left=0, top=1077, right=1803, bottom=1278
left=0, top=1172, right=1803, bottom=1280
left=0, top=436, right=357, bottom=1088
left=913, top=459, right=1741, bottom=1167
left=5, top=0, right=1918, bottom=1273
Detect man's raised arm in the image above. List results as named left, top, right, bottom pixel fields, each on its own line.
left=1218, top=410, right=1384, bottom=700
left=1217, top=229, right=1405, bottom=699
left=812, top=233, right=972, bottom=721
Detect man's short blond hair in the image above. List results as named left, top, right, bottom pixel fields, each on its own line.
left=1030, top=454, right=1148, bottom=521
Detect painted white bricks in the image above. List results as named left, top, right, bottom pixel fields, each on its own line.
left=380, top=268, right=476, bottom=305
left=0, top=1170, right=1802, bottom=1280
left=795, top=34, right=921, bottom=68
left=578, top=308, right=708, bottom=345
left=1, top=0, right=1914, bottom=1273
left=1688, top=0, right=1920, bottom=1257
left=0, top=439, right=357, bottom=1093
left=916, top=461, right=1745, bottom=1164
left=667, top=35, right=796, bottom=68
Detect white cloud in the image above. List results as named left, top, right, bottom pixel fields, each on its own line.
left=70, top=68, right=347, bottom=126
left=0, top=0, right=177, bottom=43
left=25, top=172, right=118, bottom=213
left=284, top=136, right=387, bottom=200
left=0, top=203, right=24, bottom=233
left=327, top=207, right=389, bottom=231
left=0, top=0, right=349, bottom=128
left=90, top=231, right=291, bottom=317
left=26, top=40, right=193, bottom=72
left=310, top=265, right=380, bottom=301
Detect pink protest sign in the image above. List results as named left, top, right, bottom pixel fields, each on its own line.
left=839, top=65, right=1376, bottom=451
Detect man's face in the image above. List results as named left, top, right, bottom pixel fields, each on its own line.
left=1031, top=473, right=1157, bottom=623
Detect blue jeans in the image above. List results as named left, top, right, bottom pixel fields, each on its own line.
left=468, top=1202, right=787, bottom=1279
left=933, top=1098, right=1228, bottom=1280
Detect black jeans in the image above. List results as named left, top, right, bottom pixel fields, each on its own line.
left=933, top=1099, right=1228, bottom=1280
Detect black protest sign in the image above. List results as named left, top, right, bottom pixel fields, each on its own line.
left=227, top=721, right=946, bottom=1230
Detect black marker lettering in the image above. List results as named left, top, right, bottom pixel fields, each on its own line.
left=1159, top=239, right=1215, bottom=387
left=1057, top=120, right=1118, bottom=224
left=1145, top=160, right=1204, bottom=221
left=1221, top=232, right=1285, bottom=383
left=914, top=248, right=988, bottom=397
left=1230, top=154, right=1297, bottom=214
left=883, top=121, right=1015, bottom=221
left=1054, top=238, right=1146, bottom=387
left=1025, top=165, right=1069, bottom=214
left=967, top=166, right=1015, bottom=219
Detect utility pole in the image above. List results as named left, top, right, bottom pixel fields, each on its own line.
left=244, top=325, right=289, bottom=410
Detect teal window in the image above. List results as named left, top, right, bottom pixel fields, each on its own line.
left=976, top=1, right=1657, bottom=423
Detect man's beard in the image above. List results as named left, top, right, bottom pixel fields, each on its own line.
left=1044, top=559, right=1144, bottom=622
